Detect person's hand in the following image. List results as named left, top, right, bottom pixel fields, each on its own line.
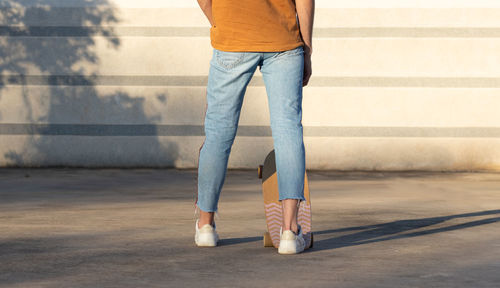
left=303, top=52, right=312, bottom=87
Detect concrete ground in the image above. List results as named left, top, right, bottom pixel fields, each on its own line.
left=0, top=168, right=499, bottom=288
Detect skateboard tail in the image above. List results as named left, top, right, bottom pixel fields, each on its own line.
left=263, top=200, right=312, bottom=248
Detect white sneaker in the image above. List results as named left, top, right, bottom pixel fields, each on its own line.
left=278, top=224, right=306, bottom=254
left=194, top=219, right=219, bottom=247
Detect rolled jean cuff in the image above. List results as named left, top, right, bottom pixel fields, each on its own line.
left=195, top=201, right=218, bottom=213
left=279, top=196, right=306, bottom=202
left=194, top=201, right=220, bottom=219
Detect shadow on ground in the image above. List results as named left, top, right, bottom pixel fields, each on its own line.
left=220, top=209, right=500, bottom=251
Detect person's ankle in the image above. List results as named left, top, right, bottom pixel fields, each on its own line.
left=198, top=219, right=214, bottom=229
left=198, top=210, right=215, bottom=228
left=283, top=225, right=298, bottom=234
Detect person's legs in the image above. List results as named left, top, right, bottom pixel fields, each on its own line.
left=282, top=198, right=300, bottom=233
left=196, top=48, right=260, bottom=228
left=260, top=45, right=306, bottom=234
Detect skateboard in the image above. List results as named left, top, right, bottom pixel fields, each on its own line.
left=258, top=149, right=313, bottom=249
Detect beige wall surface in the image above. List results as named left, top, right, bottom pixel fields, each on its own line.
left=0, top=0, right=499, bottom=170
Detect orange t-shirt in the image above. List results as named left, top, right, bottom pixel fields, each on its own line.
left=210, top=0, right=305, bottom=52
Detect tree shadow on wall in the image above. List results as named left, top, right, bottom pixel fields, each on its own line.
left=0, top=0, right=179, bottom=167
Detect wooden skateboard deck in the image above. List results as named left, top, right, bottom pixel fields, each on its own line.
left=258, top=149, right=313, bottom=249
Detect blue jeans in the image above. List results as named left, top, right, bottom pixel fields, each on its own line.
left=197, top=45, right=306, bottom=213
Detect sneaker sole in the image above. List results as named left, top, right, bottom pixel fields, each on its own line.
left=195, top=234, right=219, bottom=247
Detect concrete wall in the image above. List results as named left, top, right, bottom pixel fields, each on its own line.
left=0, top=0, right=499, bottom=171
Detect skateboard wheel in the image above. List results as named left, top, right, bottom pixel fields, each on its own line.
left=258, top=165, right=263, bottom=179
left=263, top=231, right=273, bottom=247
